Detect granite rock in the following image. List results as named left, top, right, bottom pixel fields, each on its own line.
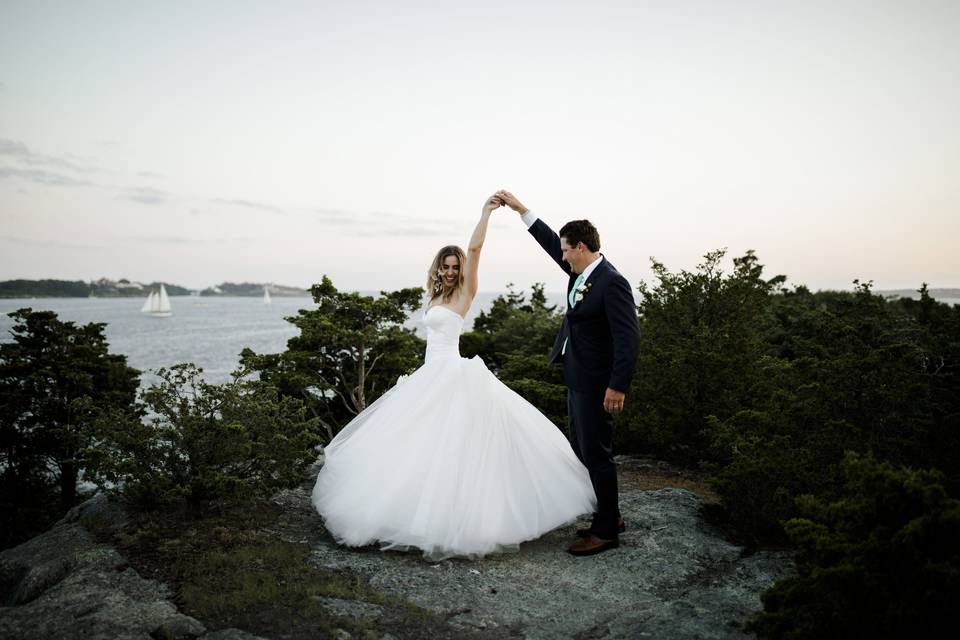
left=0, top=457, right=792, bottom=640
left=265, top=459, right=793, bottom=640
left=0, top=495, right=204, bottom=640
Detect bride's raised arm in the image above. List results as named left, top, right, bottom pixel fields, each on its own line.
left=462, top=195, right=502, bottom=300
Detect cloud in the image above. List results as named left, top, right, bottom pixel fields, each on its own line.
left=127, top=189, right=290, bottom=213
left=120, top=235, right=192, bottom=244
left=120, top=234, right=259, bottom=246
left=211, top=236, right=257, bottom=245
left=0, top=166, right=91, bottom=187
left=295, top=206, right=462, bottom=237
left=0, top=139, right=28, bottom=156
left=350, top=215, right=460, bottom=237
left=310, top=208, right=355, bottom=224
left=1, top=235, right=104, bottom=249
left=123, top=186, right=174, bottom=205
left=356, top=224, right=453, bottom=237
left=212, top=198, right=285, bottom=214
left=0, top=138, right=93, bottom=173
left=358, top=210, right=461, bottom=237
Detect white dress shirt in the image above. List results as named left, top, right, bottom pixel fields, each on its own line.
left=577, top=253, right=604, bottom=285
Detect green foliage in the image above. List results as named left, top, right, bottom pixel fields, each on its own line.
left=889, top=283, right=960, bottom=474
left=747, top=453, right=960, bottom=639
left=614, top=249, right=960, bottom=544
left=767, top=281, right=937, bottom=461
left=0, top=308, right=139, bottom=548
left=4, top=257, right=957, bottom=637
left=241, top=276, right=425, bottom=442
left=462, top=259, right=960, bottom=633
left=86, top=363, right=322, bottom=511
left=702, top=280, right=960, bottom=543
left=620, top=249, right=785, bottom=460
left=461, top=283, right=567, bottom=428
left=468, top=283, right=560, bottom=368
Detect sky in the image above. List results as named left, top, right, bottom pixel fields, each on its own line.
left=1, top=0, right=958, bottom=293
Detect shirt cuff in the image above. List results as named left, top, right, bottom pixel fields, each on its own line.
left=520, top=210, right=539, bottom=228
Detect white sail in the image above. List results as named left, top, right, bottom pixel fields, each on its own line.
left=141, top=285, right=172, bottom=317
left=157, top=284, right=172, bottom=314
left=263, top=286, right=272, bottom=305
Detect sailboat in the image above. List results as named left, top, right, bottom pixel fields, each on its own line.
left=263, top=285, right=272, bottom=305
left=141, top=284, right=173, bottom=317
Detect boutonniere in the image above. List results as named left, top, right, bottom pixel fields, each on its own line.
left=574, top=281, right=593, bottom=304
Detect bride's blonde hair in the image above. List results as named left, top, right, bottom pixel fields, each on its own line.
left=426, top=245, right=465, bottom=304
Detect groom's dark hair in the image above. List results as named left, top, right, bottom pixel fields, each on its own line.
left=559, top=219, right=601, bottom=252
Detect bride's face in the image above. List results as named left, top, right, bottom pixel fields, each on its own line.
left=439, top=256, right=460, bottom=289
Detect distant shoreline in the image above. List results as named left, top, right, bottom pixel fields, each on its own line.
left=0, top=293, right=313, bottom=299
left=2, top=287, right=959, bottom=300
left=0, top=296, right=315, bottom=300
left=873, top=288, right=960, bottom=299
left=0, top=278, right=309, bottom=299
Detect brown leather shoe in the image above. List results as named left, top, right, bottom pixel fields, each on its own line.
left=567, top=534, right=619, bottom=556
left=576, top=517, right=626, bottom=539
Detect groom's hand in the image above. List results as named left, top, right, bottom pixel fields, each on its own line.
left=603, top=388, right=626, bottom=415
left=495, top=190, right=529, bottom=215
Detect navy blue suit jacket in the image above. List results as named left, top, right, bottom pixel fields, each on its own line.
left=528, top=218, right=640, bottom=393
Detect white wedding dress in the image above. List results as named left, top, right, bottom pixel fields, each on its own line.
left=311, top=303, right=597, bottom=561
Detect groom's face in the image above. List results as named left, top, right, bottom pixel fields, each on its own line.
left=560, top=237, right=586, bottom=273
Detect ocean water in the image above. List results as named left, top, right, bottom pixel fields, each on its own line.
left=0, top=296, right=310, bottom=384
left=2, top=291, right=956, bottom=386
left=0, top=292, right=566, bottom=385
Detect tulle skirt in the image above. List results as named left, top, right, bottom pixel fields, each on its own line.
left=311, top=353, right=597, bottom=561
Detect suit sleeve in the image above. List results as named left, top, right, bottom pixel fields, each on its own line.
left=527, top=219, right=573, bottom=276
left=604, top=273, right=641, bottom=393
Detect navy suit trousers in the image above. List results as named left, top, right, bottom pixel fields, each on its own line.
left=567, top=387, right=620, bottom=539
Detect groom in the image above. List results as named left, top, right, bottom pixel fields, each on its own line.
left=496, top=190, right=640, bottom=557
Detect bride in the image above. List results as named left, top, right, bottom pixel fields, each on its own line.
left=311, top=194, right=596, bottom=561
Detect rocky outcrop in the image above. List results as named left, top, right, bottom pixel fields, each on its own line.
left=0, top=494, right=266, bottom=640
left=0, top=458, right=792, bottom=639
left=267, top=458, right=793, bottom=639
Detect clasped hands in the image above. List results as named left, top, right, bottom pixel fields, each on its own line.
left=484, top=189, right=628, bottom=416
left=483, top=190, right=529, bottom=215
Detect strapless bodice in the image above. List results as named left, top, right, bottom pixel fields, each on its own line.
left=424, top=304, right=464, bottom=361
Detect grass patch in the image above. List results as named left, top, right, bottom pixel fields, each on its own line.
left=619, top=465, right=721, bottom=504
left=87, top=499, right=483, bottom=639
left=78, top=509, right=117, bottom=540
